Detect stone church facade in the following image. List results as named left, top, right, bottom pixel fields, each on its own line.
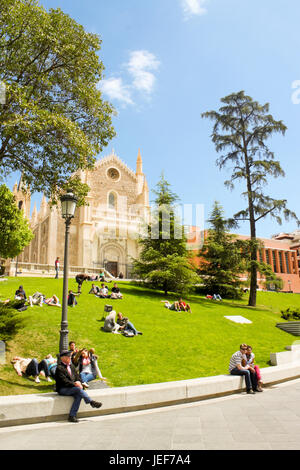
left=10, top=150, right=150, bottom=278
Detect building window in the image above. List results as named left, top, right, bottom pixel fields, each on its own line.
left=108, top=192, right=116, bottom=210
left=272, top=251, right=277, bottom=272
left=258, top=249, right=263, bottom=262
left=278, top=251, right=284, bottom=273
left=266, top=250, right=270, bottom=265
left=285, top=252, right=290, bottom=274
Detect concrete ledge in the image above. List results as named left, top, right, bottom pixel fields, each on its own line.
left=1, top=355, right=300, bottom=428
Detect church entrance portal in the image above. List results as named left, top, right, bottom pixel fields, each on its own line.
left=106, top=261, right=118, bottom=277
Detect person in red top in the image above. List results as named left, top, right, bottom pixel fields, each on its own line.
left=178, top=298, right=192, bottom=313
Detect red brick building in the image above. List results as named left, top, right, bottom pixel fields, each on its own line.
left=186, top=228, right=300, bottom=293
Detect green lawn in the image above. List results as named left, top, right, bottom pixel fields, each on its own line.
left=0, top=276, right=299, bottom=396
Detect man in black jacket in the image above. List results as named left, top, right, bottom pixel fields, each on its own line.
left=55, top=350, right=102, bottom=423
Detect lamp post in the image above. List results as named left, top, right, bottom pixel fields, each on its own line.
left=59, top=191, right=78, bottom=353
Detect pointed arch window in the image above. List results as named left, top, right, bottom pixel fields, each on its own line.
left=108, top=192, right=116, bottom=210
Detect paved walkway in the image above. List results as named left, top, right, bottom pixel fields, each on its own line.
left=1, top=379, right=300, bottom=450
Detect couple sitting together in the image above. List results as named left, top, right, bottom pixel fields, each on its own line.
left=229, top=343, right=263, bottom=394
left=102, top=310, right=142, bottom=337
left=162, top=298, right=192, bottom=313
left=89, top=283, right=123, bottom=299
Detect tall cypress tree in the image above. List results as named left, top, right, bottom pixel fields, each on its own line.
left=202, top=91, right=299, bottom=306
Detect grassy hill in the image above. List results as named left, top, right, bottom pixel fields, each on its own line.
left=0, top=276, right=299, bottom=396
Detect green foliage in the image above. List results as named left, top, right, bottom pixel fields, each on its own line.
left=0, top=301, right=25, bottom=342
left=133, top=175, right=199, bottom=295
left=0, top=184, right=33, bottom=259
left=281, top=308, right=300, bottom=321
left=0, top=0, right=115, bottom=202
left=198, top=202, right=245, bottom=298
left=202, top=91, right=299, bottom=306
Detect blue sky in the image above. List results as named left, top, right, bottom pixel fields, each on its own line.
left=7, top=0, right=300, bottom=238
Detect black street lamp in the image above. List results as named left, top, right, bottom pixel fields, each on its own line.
left=59, top=191, right=78, bottom=353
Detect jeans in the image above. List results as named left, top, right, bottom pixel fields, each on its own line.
left=230, top=367, right=258, bottom=391
left=25, top=359, right=49, bottom=377
left=125, top=321, right=138, bottom=335
left=58, top=386, right=91, bottom=417
left=80, top=372, right=96, bottom=383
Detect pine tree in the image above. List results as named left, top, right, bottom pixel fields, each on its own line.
left=133, top=175, right=199, bottom=296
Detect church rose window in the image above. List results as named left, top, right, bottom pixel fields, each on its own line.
left=107, top=167, right=120, bottom=181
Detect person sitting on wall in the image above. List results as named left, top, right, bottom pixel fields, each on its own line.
left=178, top=298, right=192, bottom=313
left=68, top=290, right=80, bottom=307
left=110, top=283, right=123, bottom=299
left=89, top=284, right=101, bottom=295
left=54, top=350, right=102, bottom=423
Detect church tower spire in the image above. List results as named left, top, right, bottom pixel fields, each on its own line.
left=136, top=148, right=143, bottom=175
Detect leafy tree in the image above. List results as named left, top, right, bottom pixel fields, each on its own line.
left=202, top=91, right=299, bottom=306
left=198, top=201, right=245, bottom=298
left=0, top=184, right=33, bottom=259
left=0, top=0, right=115, bottom=203
left=133, top=175, right=199, bottom=296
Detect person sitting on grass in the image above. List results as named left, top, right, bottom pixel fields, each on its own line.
left=44, top=294, right=61, bottom=307
left=242, top=345, right=263, bottom=392
left=14, top=285, right=27, bottom=301
left=97, top=284, right=110, bottom=298
left=44, top=354, right=58, bottom=379
left=68, top=290, right=80, bottom=307
left=102, top=310, right=121, bottom=333
left=161, top=300, right=180, bottom=311
left=110, top=283, right=123, bottom=299
left=206, top=294, right=213, bottom=300
left=178, top=298, right=192, bottom=313
left=54, top=350, right=102, bottom=423
left=28, top=292, right=44, bottom=307
left=117, top=312, right=143, bottom=336
left=11, top=356, right=52, bottom=383
left=78, top=348, right=106, bottom=386
left=89, top=284, right=100, bottom=295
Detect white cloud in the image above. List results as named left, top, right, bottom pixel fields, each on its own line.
left=181, top=0, right=208, bottom=19
left=126, top=50, right=160, bottom=94
left=99, top=77, right=133, bottom=106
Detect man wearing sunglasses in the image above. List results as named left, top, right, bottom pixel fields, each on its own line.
left=229, top=343, right=259, bottom=394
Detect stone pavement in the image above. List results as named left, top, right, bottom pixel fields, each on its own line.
left=1, top=378, right=300, bottom=450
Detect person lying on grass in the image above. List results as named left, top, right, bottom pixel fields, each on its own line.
left=44, top=294, right=61, bottom=307
left=178, top=298, right=192, bottom=313
left=161, top=300, right=180, bottom=311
